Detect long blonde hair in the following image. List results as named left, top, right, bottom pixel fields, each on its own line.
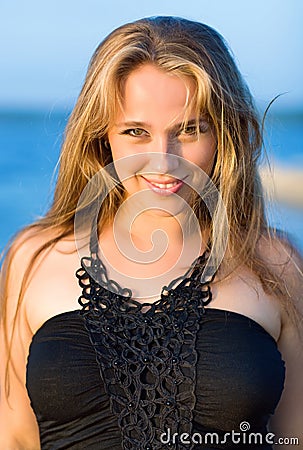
left=1, top=17, right=302, bottom=391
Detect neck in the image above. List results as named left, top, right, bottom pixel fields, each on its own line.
left=115, top=204, right=204, bottom=251
left=97, top=204, right=209, bottom=299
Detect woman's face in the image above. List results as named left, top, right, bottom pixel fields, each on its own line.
left=107, top=64, right=216, bottom=214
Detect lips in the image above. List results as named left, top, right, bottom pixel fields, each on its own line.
left=141, top=176, right=184, bottom=195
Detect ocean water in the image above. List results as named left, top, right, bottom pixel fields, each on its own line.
left=0, top=109, right=302, bottom=253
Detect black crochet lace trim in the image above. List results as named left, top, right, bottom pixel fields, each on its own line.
left=76, top=251, right=215, bottom=450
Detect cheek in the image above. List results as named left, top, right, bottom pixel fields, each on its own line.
left=109, top=138, right=149, bottom=185
left=184, top=141, right=217, bottom=173
left=108, top=135, right=126, bottom=160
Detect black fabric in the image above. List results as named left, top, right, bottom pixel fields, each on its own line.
left=26, top=254, right=285, bottom=450
left=76, top=252, right=214, bottom=450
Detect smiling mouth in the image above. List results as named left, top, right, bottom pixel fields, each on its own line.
left=141, top=176, right=184, bottom=195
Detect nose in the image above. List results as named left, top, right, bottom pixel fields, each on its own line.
left=152, top=152, right=179, bottom=174
left=149, top=136, right=180, bottom=173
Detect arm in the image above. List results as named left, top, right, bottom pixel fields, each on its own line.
left=270, top=319, right=303, bottom=448
left=267, top=239, right=303, bottom=448
left=0, top=235, right=41, bottom=449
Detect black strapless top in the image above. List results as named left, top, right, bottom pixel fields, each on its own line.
left=26, top=252, right=285, bottom=450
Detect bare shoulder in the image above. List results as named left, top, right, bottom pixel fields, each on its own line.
left=0, top=225, right=84, bottom=448
left=0, top=227, right=52, bottom=448
left=2, top=225, right=84, bottom=334
left=4, top=225, right=78, bottom=274
left=1, top=226, right=56, bottom=315
left=256, top=232, right=303, bottom=317
left=1, top=224, right=84, bottom=364
left=257, top=231, right=303, bottom=269
left=257, top=233, right=303, bottom=442
left=255, top=231, right=303, bottom=344
left=3, top=227, right=75, bottom=304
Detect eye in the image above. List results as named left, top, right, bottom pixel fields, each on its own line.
left=181, top=125, right=198, bottom=136
left=179, top=120, right=210, bottom=137
left=120, top=128, right=148, bottom=137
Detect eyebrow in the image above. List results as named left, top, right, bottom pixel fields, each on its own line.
left=115, top=121, right=152, bottom=128
left=115, top=119, right=203, bottom=129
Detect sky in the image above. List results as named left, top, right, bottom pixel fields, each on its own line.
left=0, top=0, right=302, bottom=111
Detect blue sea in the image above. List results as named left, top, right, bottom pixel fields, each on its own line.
left=0, top=109, right=302, bottom=254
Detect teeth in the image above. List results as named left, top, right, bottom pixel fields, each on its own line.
left=152, top=181, right=178, bottom=189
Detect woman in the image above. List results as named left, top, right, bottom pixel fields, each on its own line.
left=0, top=16, right=302, bottom=450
